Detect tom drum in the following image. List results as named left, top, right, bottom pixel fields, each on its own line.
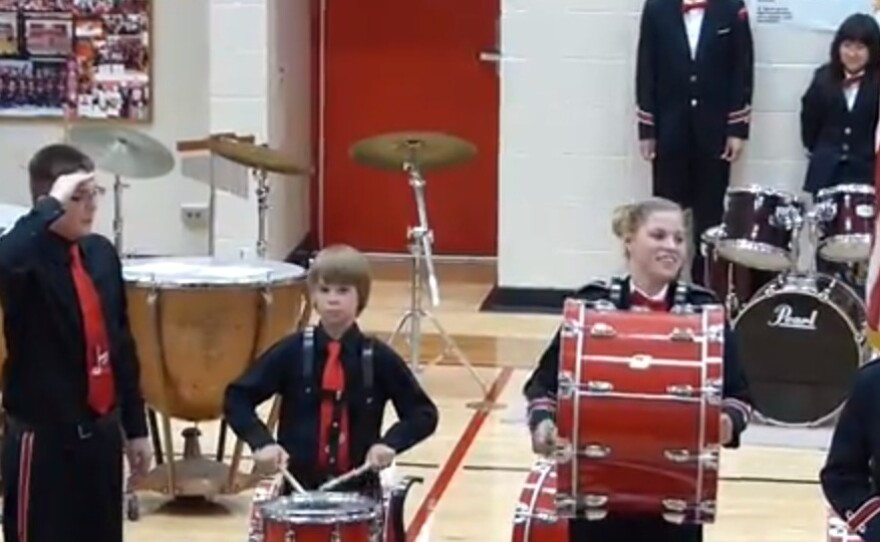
left=814, top=183, right=876, bottom=263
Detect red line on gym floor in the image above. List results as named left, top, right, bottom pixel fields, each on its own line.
left=405, top=367, right=515, bottom=542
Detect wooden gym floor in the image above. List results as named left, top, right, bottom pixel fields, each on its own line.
left=83, top=259, right=827, bottom=542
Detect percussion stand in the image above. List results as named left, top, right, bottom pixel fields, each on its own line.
left=112, top=174, right=128, bottom=252
left=388, top=162, right=492, bottom=404
left=252, top=167, right=270, bottom=259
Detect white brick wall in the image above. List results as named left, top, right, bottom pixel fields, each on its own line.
left=497, top=0, right=847, bottom=289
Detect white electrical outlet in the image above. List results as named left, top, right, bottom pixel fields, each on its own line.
left=180, top=203, right=209, bottom=227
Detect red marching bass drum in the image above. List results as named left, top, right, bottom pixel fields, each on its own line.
left=554, top=298, right=726, bottom=524
left=511, top=459, right=569, bottom=542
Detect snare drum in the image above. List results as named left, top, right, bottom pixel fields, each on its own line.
left=814, top=184, right=876, bottom=263
left=260, top=492, right=381, bottom=542
left=733, top=272, right=868, bottom=427
left=554, top=299, right=725, bottom=523
left=716, top=186, right=804, bottom=271
left=701, top=225, right=777, bottom=316
left=512, top=459, right=568, bottom=542
left=122, top=257, right=308, bottom=421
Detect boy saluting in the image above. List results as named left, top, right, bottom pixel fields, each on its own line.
left=223, top=244, right=439, bottom=494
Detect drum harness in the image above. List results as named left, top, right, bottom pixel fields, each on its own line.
left=605, top=276, right=692, bottom=312
left=301, top=326, right=375, bottom=481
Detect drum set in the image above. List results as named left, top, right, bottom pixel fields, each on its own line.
left=702, top=183, right=873, bottom=428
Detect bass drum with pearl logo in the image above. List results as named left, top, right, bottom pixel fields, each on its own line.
left=732, top=272, right=868, bottom=428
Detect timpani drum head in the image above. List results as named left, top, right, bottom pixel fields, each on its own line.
left=122, top=256, right=305, bottom=287
left=732, top=273, right=867, bottom=427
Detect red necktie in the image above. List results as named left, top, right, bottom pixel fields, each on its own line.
left=70, top=245, right=115, bottom=415
left=682, top=1, right=707, bottom=13
left=630, top=290, right=669, bottom=312
left=318, top=341, right=350, bottom=472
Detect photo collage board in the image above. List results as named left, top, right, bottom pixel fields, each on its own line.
left=0, top=0, right=151, bottom=121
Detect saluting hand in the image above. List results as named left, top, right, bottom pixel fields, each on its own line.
left=366, top=443, right=396, bottom=471
left=48, top=171, right=95, bottom=205
left=125, top=437, right=153, bottom=478
left=254, top=443, right=289, bottom=474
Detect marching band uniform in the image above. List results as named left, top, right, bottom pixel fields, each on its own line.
left=636, top=0, right=754, bottom=285
left=223, top=322, right=439, bottom=496
left=0, top=197, right=148, bottom=542
left=800, top=65, right=879, bottom=195
left=821, top=359, right=880, bottom=542
left=524, top=276, right=753, bottom=542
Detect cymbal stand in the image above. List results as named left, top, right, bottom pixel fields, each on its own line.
left=252, top=168, right=270, bottom=259
left=387, top=161, right=489, bottom=398
left=112, top=174, right=127, bottom=252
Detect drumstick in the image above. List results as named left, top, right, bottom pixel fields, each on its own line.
left=318, top=463, right=372, bottom=491
left=279, top=466, right=308, bottom=494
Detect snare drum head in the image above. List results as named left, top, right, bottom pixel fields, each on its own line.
left=733, top=274, right=866, bottom=426
left=122, top=256, right=305, bottom=287
left=260, top=492, right=379, bottom=524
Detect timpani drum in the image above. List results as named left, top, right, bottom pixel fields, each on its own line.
left=122, top=256, right=309, bottom=498
left=554, top=298, right=725, bottom=524
left=511, top=459, right=568, bottom=542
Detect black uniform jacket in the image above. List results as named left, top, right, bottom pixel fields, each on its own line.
left=800, top=65, right=879, bottom=194
left=523, top=277, right=753, bottom=541
left=0, top=197, right=148, bottom=439
left=223, top=322, right=439, bottom=490
left=821, top=358, right=880, bottom=542
left=636, top=0, right=754, bottom=155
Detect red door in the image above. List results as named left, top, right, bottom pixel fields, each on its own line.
left=319, top=0, right=500, bottom=256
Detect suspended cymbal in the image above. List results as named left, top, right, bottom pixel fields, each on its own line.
left=350, top=131, right=477, bottom=172
left=69, top=125, right=175, bottom=179
left=209, top=138, right=305, bottom=176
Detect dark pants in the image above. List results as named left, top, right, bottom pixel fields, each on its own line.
left=2, top=413, right=124, bottom=542
left=570, top=517, right=702, bottom=541
left=653, top=149, right=731, bottom=288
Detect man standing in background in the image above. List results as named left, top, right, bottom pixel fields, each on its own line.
left=635, top=0, right=755, bottom=285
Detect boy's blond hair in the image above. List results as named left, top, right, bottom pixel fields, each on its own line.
left=306, top=244, right=372, bottom=314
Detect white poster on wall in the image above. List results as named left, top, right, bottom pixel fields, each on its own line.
left=745, top=0, right=877, bottom=32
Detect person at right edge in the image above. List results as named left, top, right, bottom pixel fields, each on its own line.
left=635, top=0, right=755, bottom=286
left=524, top=197, right=754, bottom=541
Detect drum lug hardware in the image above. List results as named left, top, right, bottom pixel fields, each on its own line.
left=669, top=327, right=695, bottom=341
left=629, top=354, right=652, bottom=370
left=285, top=528, right=297, bottom=542
left=707, top=324, right=724, bottom=342
left=664, top=449, right=695, bottom=463
left=667, top=384, right=694, bottom=397
left=552, top=439, right=573, bottom=464
left=330, top=525, right=341, bottom=542
left=558, top=372, right=575, bottom=398
left=555, top=494, right=577, bottom=516
left=579, top=443, right=611, bottom=458
left=589, top=322, right=616, bottom=338
left=586, top=380, right=613, bottom=392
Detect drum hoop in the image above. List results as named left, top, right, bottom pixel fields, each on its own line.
left=817, top=183, right=876, bottom=198
left=122, top=274, right=305, bottom=288
left=260, top=493, right=379, bottom=524
left=727, top=184, right=801, bottom=202
left=733, top=276, right=866, bottom=351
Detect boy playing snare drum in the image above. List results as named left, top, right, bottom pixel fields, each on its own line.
left=223, top=244, right=439, bottom=495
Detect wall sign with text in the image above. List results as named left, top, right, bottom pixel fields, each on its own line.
left=0, top=0, right=152, bottom=122
left=745, top=0, right=876, bottom=32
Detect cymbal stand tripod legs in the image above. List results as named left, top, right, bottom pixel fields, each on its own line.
left=388, top=163, right=489, bottom=400
left=253, top=168, right=270, bottom=259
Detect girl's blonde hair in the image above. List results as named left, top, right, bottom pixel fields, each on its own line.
left=611, top=197, right=683, bottom=257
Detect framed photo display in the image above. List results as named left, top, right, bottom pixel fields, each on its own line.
left=0, top=0, right=151, bottom=122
